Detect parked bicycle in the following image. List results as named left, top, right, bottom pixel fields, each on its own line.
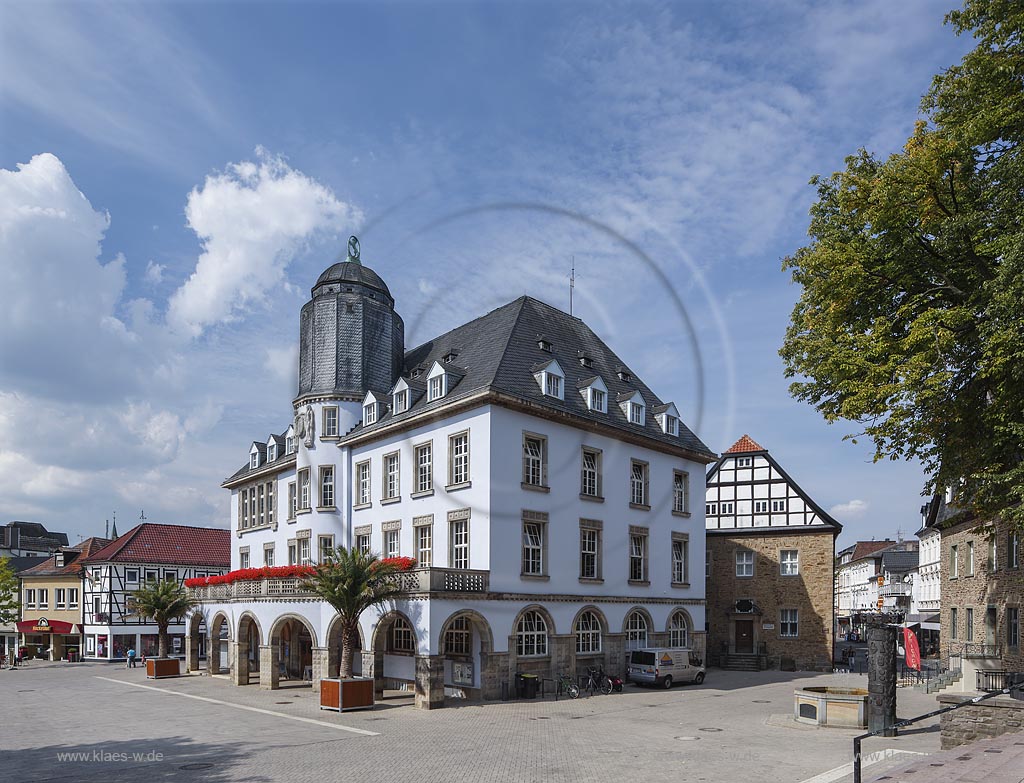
left=584, top=666, right=613, bottom=695
left=556, top=672, right=580, bottom=699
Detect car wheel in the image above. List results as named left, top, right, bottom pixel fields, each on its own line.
left=662, top=675, right=673, bottom=689
left=694, top=672, right=705, bottom=684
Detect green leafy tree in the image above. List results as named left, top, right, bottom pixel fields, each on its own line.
left=127, top=580, right=197, bottom=659
left=0, top=557, right=20, bottom=626
left=302, top=548, right=409, bottom=678
left=781, top=0, right=1024, bottom=528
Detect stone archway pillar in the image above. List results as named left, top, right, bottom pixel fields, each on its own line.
left=311, top=646, right=333, bottom=692
left=230, top=641, right=247, bottom=686
left=185, top=629, right=200, bottom=673
left=259, top=644, right=280, bottom=690
left=415, top=654, right=445, bottom=710
left=372, top=648, right=386, bottom=698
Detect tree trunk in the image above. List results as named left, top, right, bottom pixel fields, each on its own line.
left=340, top=622, right=357, bottom=678
left=158, top=623, right=169, bottom=659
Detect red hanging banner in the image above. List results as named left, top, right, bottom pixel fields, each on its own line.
left=903, top=627, right=921, bottom=671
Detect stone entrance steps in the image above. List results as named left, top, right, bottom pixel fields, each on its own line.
left=915, top=670, right=962, bottom=694
left=722, top=653, right=762, bottom=671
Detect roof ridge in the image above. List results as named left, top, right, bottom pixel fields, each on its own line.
left=403, top=296, right=527, bottom=360
left=492, top=297, right=532, bottom=387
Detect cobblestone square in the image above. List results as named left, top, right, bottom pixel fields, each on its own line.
left=2, top=661, right=945, bottom=782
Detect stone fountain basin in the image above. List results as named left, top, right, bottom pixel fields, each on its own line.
left=794, top=686, right=868, bottom=728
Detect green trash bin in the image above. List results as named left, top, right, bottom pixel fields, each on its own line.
left=520, top=673, right=539, bottom=699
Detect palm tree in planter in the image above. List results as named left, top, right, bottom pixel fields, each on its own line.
left=128, top=579, right=196, bottom=675
left=303, top=547, right=413, bottom=701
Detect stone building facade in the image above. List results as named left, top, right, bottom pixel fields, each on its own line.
left=705, top=436, right=840, bottom=671
left=934, top=495, right=1023, bottom=682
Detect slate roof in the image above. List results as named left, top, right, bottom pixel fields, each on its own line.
left=314, top=261, right=392, bottom=299
left=20, top=538, right=112, bottom=577
left=724, top=434, right=766, bottom=454
left=83, top=523, right=230, bottom=567
left=356, top=296, right=714, bottom=458
left=4, top=555, right=46, bottom=575
left=881, top=549, right=920, bottom=574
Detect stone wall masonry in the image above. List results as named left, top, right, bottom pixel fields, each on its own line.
left=707, top=530, right=835, bottom=671
left=938, top=694, right=1024, bottom=749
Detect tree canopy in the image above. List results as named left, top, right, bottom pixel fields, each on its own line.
left=781, top=0, right=1024, bottom=527
left=0, top=557, right=19, bottom=626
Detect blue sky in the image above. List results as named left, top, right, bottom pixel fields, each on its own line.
left=0, top=1, right=974, bottom=548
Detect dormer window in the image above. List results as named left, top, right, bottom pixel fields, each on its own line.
left=363, top=403, right=378, bottom=425
left=580, top=375, right=608, bottom=413
left=617, top=367, right=632, bottom=382
left=393, top=389, right=408, bottom=414
left=532, top=359, right=564, bottom=401
left=55, top=551, right=65, bottom=567
left=428, top=375, right=445, bottom=401
left=286, top=435, right=295, bottom=454
left=590, top=388, right=606, bottom=412
left=664, top=415, right=678, bottom=436
left=629, top=402, right=645, bottom=425
left=443, top=350, right=459, bottom=364
left=578, top=353, right=593, bottom=368
left=268, top=443, right=277, bottom=462
left=410, top=367, right=422, bottom=379
left=545, top=373, right=562, bottom=398
left=250, top=452, right=259, bottom=470
left=538, top=338, right=552, bottom=353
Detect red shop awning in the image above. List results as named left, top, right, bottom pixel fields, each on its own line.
left=16, top=619, right=80, bottom=634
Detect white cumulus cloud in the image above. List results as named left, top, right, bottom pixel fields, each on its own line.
left=144, top=259, right=165, bottom=284
left=829, top=499, right=869, bottom=518
left=167, top=148, right=361, bottom=337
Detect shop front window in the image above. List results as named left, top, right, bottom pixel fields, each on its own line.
left=113, top=634, right=136, bottom=660
left=140, top=634, right=159, bottom=658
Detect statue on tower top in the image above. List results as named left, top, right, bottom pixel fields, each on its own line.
left=347, top=235, right=360, bottom=264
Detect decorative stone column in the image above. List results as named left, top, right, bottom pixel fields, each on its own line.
left=549, top=634, right=575, bottom=680
left=311, top=646, right=333, bottom=693
left=259, top=644, right=280, bottom=690
left=230, top=641, right=248, bottom=686
left=415, top=654, right=445, bottom=710
left=185, top=633, right=200, bottom=673
left=867, top=623, right=898, bottom=736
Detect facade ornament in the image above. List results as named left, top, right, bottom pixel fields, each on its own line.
left=303, top=404, right=315, bottom=447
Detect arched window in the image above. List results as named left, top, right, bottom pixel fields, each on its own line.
left=516, top=610, right=548, bottom=656
left=669, top=611, right=690, bottom=648
left=625, top=611, right=648, bottom=650
left=444, top=615, right=472, bottom=656
left=390, top=617, right=414, bottom=653
left=575, top=611, right=602, bottom=654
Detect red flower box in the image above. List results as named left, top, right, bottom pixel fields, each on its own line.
left=184, top=558, right=415, bottom=589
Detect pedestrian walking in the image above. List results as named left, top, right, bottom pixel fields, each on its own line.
left=127, top=647, right=137, bottom=669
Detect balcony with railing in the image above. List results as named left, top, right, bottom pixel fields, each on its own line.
left=878, top=583, right=912, bottom=598
left=189, top=567, right=490, bottom=602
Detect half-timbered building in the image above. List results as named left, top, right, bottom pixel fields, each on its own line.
left=705, top=435, right=841, bottom=671
left=81, top=523, right=229, bottom=660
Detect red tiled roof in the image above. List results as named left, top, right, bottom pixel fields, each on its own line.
left=724, top=434, right=766, bottom=454
left=82, top=523, right=230, bottom=567
left=20, top=537, right=112, bottom=577
left=850, top=540, right=897, bottom=561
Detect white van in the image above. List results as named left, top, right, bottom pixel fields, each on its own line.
left=627, top=648, right=706, bottom=688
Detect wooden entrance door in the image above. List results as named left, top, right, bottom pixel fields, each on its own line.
left=735, top=620, right=754, bottom=654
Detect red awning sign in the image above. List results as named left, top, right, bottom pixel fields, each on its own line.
left=16, top=618, right=80, bottom=634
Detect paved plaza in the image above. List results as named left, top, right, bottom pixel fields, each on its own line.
left=1, top=661, right=969, bottom=783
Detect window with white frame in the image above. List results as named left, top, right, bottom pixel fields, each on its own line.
left=297, top=538, right=310, bottom=565
left=37, top=588, right=48, bottom=609
left=672, top=471, right=689, bottom=513
left=951, top=544, right=959, bottom=578
left=55, top=588, right=67, bottom=609
left=625, top=611, right=648, bottom=650
left=285, top=435, right=294, bottom=454
left=267, top=442, right=276, bottom=462
left=444, top=616, right=472, bottom=656
left=383, top=452, right=400, bottom=500
left=630, top=460, right=649, bottom=506
left=250, top=452, right=259, bottom=470
left=68, top=587, right=79, bottom=609
left=393, top=389, right=408, bottom=414
left=363, top=402, right=377, bottom=426
left=544, top=371, right=563, bottom=398
left=449, top=432, right=470, bottom=486
left=318, top=407, right=336, bottom=438
left=24, top=588, right=36, bottom=608
left=239, top=549, right=250, bottom=569
left=736, top=549, right=754, bottom=577
left=390, top=618, right=415, bottom=653
left=736, top=456, right=753, bottom=467
left=145, top=569, right=159, bottom=582
left=416, top=523, right=432, bottom=567
left=318, top=535, right=334, bottom=563
left=522, top=518, right=545, bottom=576
left=580, top=523, right=601, bottom=580
left=357, top=461, right=371, bottom=505
left=754, top=500, right=768, bottom=514
left=780, top=608, right=799, bottom=637
left=522, top=434, right=546, bottom=487
left=780, top=549, right=799, bottom=576
left=288, top=482, right=296, bottom=519
left=672, top=535, right=688, bottom=584
left=967, top=541, right=975, bottom=575
left=629, top=401, right=645, bottom=425
left=288, top=540, right=298, bottom=566
left=385, top=528, right=400, bottom=559
left=428, top=375, right=444, bottom=401
left=771, top=499, right=786, bottom=513
left=576, top=611, right=602, bottom=654
left=319, top=466, right=335, bottom=508
left=126, top=569, right=139, bottom=584
left=706, top=502, right=718, bottom=515
left=590, top=387, right=606, bottom=412
left=581, top=448, right=601, bottom=497
left=267, top=482, right=274, bottom=525
left=719, top=501, right=735, bottom=514
left=516, top=610, right=548, bottom=656
left=450, top=518, right=469, bottom=569
left=298, top=468, right=310, bottom=510
left=989, top=538, right=998, bottom=572
left=629, top=531, right=648, bottom=582
left=415, top=442, right=432, bottom=493
left=355, top=532, right=371, bottom=555
left=668, top=611, right=690, bottom=648
left=263, top=544, right=275, bottom=567
left=663, top=414, right=678, bottom=436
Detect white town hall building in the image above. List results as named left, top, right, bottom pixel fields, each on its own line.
left=186, top=238, right=716, bottom=708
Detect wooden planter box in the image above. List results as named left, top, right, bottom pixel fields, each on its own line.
left=320, top=677, right=374, bottom=712
left=146, top=658, right=182, bottom=679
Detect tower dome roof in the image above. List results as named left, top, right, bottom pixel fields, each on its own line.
left=313, top=261, right=391, bottom=298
